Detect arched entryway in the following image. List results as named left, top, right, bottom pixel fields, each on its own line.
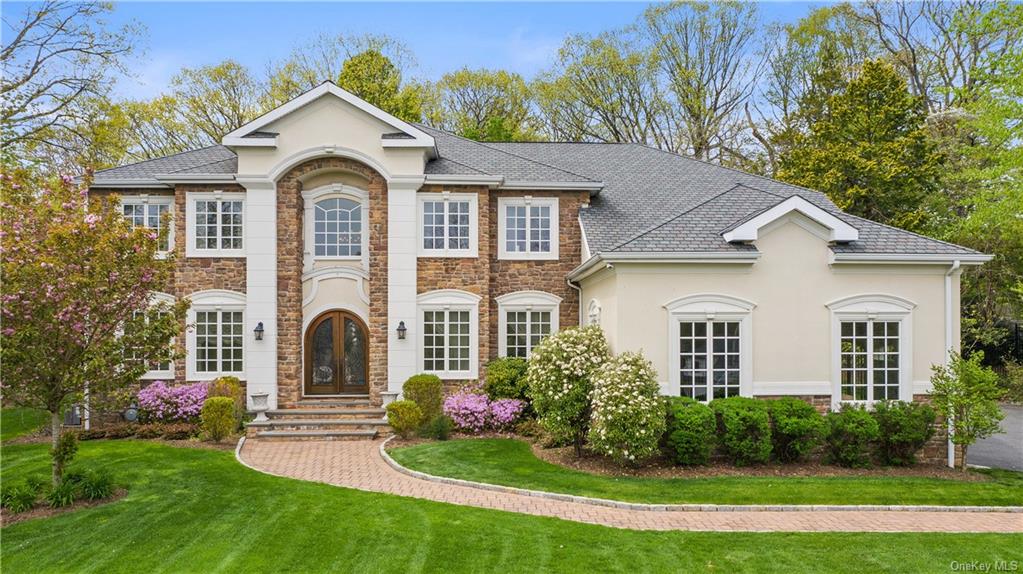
left=304, top=310, right=369, bottom=395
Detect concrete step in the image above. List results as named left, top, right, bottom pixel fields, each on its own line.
left=296, top=398, right=372, bottom=407
left=267, top=408, right=386, bottom=419
left=255, top=429, right=378, bottom=441
left=248, top=418, right=389, bottom=431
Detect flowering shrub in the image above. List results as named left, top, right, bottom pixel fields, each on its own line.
left=137, top=381, right=208, bottom=422
left=526, top=326, right=610, bottom=454
left=442, top=384, right=525, bottom=433
left=587, top=352, right=666, bottom=466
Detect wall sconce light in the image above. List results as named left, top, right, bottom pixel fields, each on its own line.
left=254, top=322, right=265, bottom=341
left=396, top=321, right=407, bottom=340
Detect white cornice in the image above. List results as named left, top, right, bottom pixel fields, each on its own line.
left=723, top=196, right=859, bottom=243
left=830, top=253, right=991, bottom=265
left=568, top=251, right=760, bottom=282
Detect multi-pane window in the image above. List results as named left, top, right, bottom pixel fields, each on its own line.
left=194, top=199, right=243, bottom=251
left=421, top=198, right=472, bottom=253
left=127, top=311, right=172, bottom=375
left=498, top=198, right=558, bottom=259
left=840, top=320, right=900, bottom=402
left=679, top=320, right=741, bottom=401
left=505, top=310, right=552, bottom=358
left=422, top=310, right=471, bottom=373
left=194, top=310, right=244, bottom=374
left=314, top=198, right=361, bottom=257
left=123, top=201, right=171, bottom=251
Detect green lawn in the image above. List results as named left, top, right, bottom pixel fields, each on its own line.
left=389, top=438, right=1023, bottom=507
left=1, top=441, right=1019, bottom=573
left=1, top=407, right=48, bottom=441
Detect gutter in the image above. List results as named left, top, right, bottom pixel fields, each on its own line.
left=567, top=251, right=760, bottom=282
left=831, top=253, right=991, bottom=265
left=945, top=259, right=961, bottom=469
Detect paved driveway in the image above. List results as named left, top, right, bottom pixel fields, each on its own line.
left=968, top=404, right=1023, bottom=471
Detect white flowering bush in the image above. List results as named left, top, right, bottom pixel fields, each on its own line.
left=587, top=351, right=666, bottom=466
left=526, top=325, right=610, bottom=454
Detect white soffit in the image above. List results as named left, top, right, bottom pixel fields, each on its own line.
left=723, top=196, right=859, bottom=243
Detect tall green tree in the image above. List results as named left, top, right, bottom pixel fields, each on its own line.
left=778, top=60, right=941, bottom=231
left=171, top=60, right=263, bottom=142
left=427, top=68, right=536, bottom=141
left=337, top=49, right=422, bottom=123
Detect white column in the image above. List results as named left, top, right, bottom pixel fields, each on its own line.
left=239, top=178, right=279, bottom=410
left=387, top=177, right=423, bottom=398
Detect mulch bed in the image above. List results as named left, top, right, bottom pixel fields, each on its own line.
left=531, top=443, right=988, bottom=481
left=0, top=489, right=128, bottom=528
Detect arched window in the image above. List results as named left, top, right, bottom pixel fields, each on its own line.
left=314, top=197, right=362, bottom=257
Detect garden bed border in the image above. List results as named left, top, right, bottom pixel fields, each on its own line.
left=379, top=437, right=1022, bottom=513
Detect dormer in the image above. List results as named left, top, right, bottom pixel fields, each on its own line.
left=722, top=196, right=859, bottom=244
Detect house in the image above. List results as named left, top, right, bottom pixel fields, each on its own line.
left=90, top=82, right=989, bottom=454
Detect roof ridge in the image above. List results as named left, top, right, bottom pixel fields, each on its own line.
left=606, top=183, right=747, bottom=252
left=94, top=144, right=231, bottom=175
left=624, top=142, right=835, bottom=206
left=415, top=123, right=598, bottom=183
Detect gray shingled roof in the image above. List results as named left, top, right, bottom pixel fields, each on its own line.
left=488, top=142, right=981, bottom=257
left=91, top=129, right=980, bottom=257
left=93, top=145, right=237, bottom=180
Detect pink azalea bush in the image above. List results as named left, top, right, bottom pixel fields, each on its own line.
left=443, top=384, right=524, bottom=433
left=138, top=381, right=209, bottom=422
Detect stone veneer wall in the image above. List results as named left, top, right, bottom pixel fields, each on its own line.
left=275, top=158, right=388, bottom=407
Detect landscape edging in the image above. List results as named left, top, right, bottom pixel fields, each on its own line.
left=379, top=437, right=1022, bottom=514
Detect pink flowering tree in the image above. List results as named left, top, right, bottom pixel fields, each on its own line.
left=1, top=172, right=188, bottom=484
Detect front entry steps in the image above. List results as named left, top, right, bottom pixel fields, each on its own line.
left=246, top=395, right=391, bottom=441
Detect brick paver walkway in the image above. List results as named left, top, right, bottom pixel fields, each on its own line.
left=239, top=439, right=1023, bottom=533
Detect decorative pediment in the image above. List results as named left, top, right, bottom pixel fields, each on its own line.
left=723, top=196, right=858, bottom=243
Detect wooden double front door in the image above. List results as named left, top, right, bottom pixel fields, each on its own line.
left=304, top=310, right=369, bottom=395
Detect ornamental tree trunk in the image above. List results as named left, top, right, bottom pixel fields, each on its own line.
left=50, top=410, right=62, bottom=486
left=960, top=444, right=969, bottom=473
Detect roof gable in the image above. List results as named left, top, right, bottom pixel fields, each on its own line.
left=222, top=81, right=435, bottom=150
left=722, top=196, right=859, bottom=243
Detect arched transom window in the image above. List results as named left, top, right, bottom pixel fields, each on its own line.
left=314, top=197, right=362, bottom=257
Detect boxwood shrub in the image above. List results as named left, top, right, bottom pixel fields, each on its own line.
left=767, top=397, right=825, bottom=463
left=665, top=397, right=716, bottom=466
left=386, top=400, right=423, bottom=438
left=871, top=400, right=936, bottom=466
left=403, top=374, right=444, bottom=423
left=201, top=397, right=237, bottom=442
left=709, top=397, right=772, bottom=466
left=483, top=357, right=529, bottom=402
left=825, top=404, right=880, bottom=468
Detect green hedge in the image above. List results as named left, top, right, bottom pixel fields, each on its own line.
left=825, top=405, right=880, bottom=468
left=403, top=374, right=443, bottom=422
left=709, top=397, right=772, bottom=466
left=767, top=397, right=825, bottom=463
left=871, top=400, right=936, bottom=466
left=483, top=357, right=529, bottom=402
left=665, top=397, right=716, bottom=466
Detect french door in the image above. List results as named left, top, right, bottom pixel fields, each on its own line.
left=304, top=311, right=369, bottom=395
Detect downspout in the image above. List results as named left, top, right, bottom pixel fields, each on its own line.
left=944, top=259, right=961, bottom=468
left=567, top=277, right=583, bottom=326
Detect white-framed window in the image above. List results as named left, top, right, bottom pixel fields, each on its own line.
left=665, top=294, right=755, bottom=402
left=497, top=196, right=559, bottom=260
left=121, top=195, right=174, bottom=253
left=827, top=294, right=914, bottom=407
left=130, top=292, right=176, bottom=380
left=417, top=289, right=480, bottom=379
left=185, top=192, right=245, bottom=257
left=417, top=192, right=478, bottom=257
left=302, top=184, right=369, bottom=269
left=496, top=291, right=562, bottom=358
left=186, top=290, right=246, bottom=380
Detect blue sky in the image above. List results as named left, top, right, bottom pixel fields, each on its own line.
left=8, top=1, right=831, bottom=99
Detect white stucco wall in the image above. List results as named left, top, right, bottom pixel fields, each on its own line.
left=582, top=218, right=961, bottom=400
left=234, top=95, right=426, bottom=178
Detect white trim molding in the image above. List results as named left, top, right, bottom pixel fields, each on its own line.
left=568, top=251, right=759, bottom=282
left=302, top=183, right=370, bottom=271
left=185, top=190, right=247, bottom=258
left=222, top=82, right=435, bottom=151
left=120, top=194, right=175, bottom=256
left=139, top=291, right=178, bottom=380
left=497, top=196, right=559, bottom=261
left=664, top=293, right=756, bottom=401
left=416, top=191, right=479, bottom=258
left=723, top=196, right=859, bottom=243
left=827, top=293, right=915, bottom=409
left=184, top=290, right=247, bottom=381
left=416, top=289, right=481, bottom=380
left=495, top=291, right=562, bottom=358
